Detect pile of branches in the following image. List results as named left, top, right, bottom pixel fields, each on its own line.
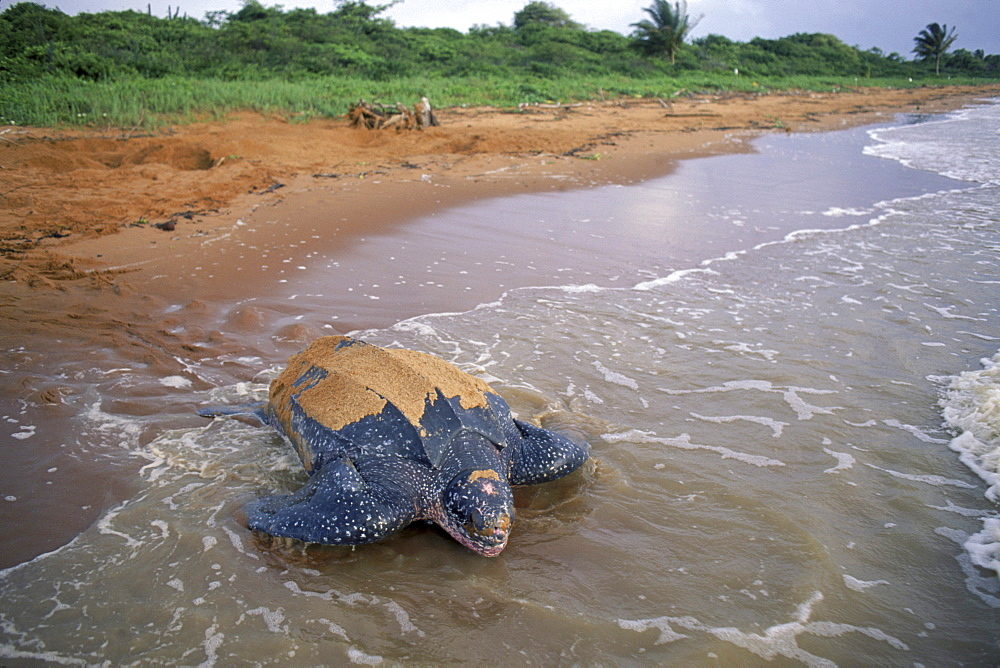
left=348, top=97, right=440, bottom=130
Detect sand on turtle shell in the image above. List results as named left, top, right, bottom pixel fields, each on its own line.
left=269, top=336, right=496, bottom=434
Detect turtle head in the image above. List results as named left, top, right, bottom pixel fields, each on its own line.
left=439, top=469, right=514, bottom=557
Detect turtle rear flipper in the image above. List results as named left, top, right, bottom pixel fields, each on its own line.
left=508, top=419, right=589, bottom=486
left=197, top=401, right=269, bottom=427
left=245, top=456, right=431, bottom=545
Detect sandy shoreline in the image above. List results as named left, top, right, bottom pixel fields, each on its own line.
left=2, top=84, right=997, bottom=292
left=0, top=84, right=997, bottom=567
left=3, top=81, right=1000, bottom=663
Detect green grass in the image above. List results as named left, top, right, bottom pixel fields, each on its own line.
left=0, top=73, right=993, bottom=129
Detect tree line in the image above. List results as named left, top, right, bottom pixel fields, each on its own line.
left=1, top=0, right=996, bottom=85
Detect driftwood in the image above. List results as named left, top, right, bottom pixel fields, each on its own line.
left=348, top=97, right=440, bottom=131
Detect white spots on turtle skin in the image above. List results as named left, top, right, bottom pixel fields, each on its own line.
left=507, top=420, right=588, bottom=486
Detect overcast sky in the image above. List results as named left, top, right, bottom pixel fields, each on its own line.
left=12, top=0, right=1000, bottom=57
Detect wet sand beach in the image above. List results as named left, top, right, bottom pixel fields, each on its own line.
left=0, top=84, right=996, bottom=567
left=2, top=84, right=1000, bottom=664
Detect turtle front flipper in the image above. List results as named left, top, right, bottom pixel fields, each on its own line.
left=508, top=419, right=589, bottom=486
left=245, top=456, right=432, bottom=546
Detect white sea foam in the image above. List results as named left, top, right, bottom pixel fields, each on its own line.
left=843, top=575, right=890, bottom=592
left=96, top=499, right=143, bottom=550
left=385, top=600, right=423, bottom=636
left=592, top=360, right=639, bottom=391
left=633, top=267, right=717, bottom=291
left=964, top=518, right=1000, bottom=577
left=10, top=426, right=35, bottom=440
left=939, top=351, right=1000, bottom=502
left=928, top=500, right=991, bottom=518
left=201, top=622, right=224, bottom=667
left=82, top=400, right=145, bottom=454
left=348, top=647, right=383, bottom=665
left=691, top=413, right=787, bottom=438
left=558, top=283, right=603, bottom=294
left=659, top=381, right=837, bottom=421
left=934, top=526, right=1000, bottom=606
left=822, top=448, right=855, bottom=473
left=160, top=375, right=193, bottom=389
left=317, top=617, right=350, bottom=641
left=821, top=207, right=871, bottom=217
left=223, top=525, right=257, bottom=559
left=618, top=591, right=907, bottom=665
left=882, top=419, right=948, bottom=444
left=244, top=606, right=287, bottom=634
left=936, top=350, right=1000, bottom=578
left=603, top=429, right=784, bottom=468
left=0, top=645, right=91, bottom=666
left=864, top=464, right=976, bottom=489
left=866, top=100, right=1000, bottom=184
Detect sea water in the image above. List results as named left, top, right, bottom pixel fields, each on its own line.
left=2, top=100, right=999, bottom=664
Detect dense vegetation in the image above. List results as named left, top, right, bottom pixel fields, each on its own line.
left=1, top=0, right=996, bottom=127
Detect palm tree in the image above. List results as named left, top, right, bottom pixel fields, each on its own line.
left=913, top=22, right=958, bottom=75
left=632, top=0, right=702, bottom=65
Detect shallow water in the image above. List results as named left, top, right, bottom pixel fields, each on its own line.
left=2, top=101, right=1000, bottom=664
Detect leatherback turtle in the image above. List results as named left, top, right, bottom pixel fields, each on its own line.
left=198, top=335, right=588, bottom=556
